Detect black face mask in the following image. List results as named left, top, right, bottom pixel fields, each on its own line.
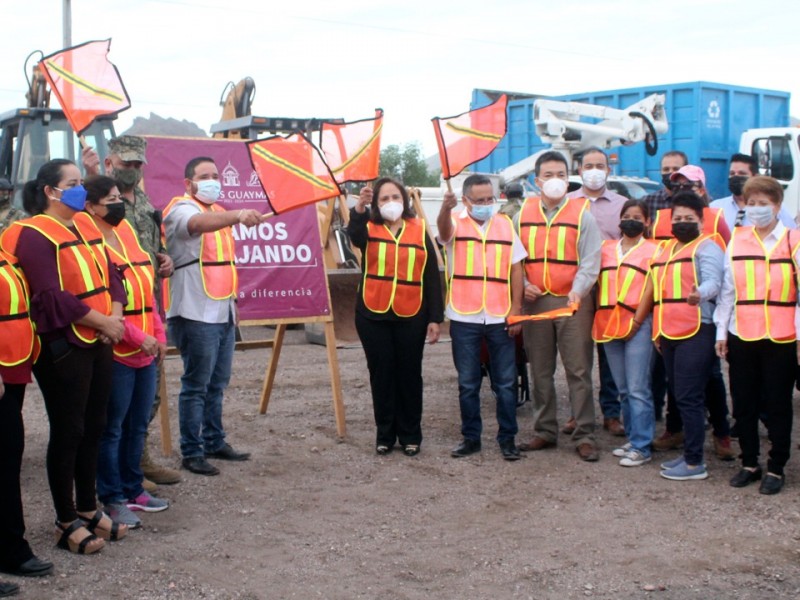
left=671, top=221, right=700, bottom=243
left=101, top=202, right=126, bottom=227
left=662, top=173, right=676, bottom=191
left=619, top=219, right=645, bottom=238
left=728, top=176, right=748, bottom=197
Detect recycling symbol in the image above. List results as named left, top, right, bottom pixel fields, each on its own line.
left=707, top=100, right=721, bottom=119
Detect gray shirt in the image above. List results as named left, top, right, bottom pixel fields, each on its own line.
left=693, top=238, right=724, bottom=324
left=164, top=197, right=235, bottom=324
left=514, top=197, right=602, bottom=299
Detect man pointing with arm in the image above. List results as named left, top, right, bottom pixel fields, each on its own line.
left=163, top=156, right=262, bottom=476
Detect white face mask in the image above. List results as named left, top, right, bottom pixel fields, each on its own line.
left=745, top=205, right=775, bottom=227
left=379, top=201, right=404, bottom=222
left=194, top=179, right=221, bottom=204
left=541, top=178, right=567, bottom=200
left=581, top=168, right=607, bottom=191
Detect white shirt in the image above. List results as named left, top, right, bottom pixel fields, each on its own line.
left=439, top=208, right=527, bottom=325
left=713, top=221, right=800, bottom=340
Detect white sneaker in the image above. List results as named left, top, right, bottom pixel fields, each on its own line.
left=620, top=449, right=652, bottom=467
left=612, top=442, right=632, bottom=458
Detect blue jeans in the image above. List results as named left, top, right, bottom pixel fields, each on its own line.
left=97, top=360, right=157, bottom=504
left=450, top=321, right=518, bottom=443
left=169, top=316, right=235, bottom=459
left=603, top=316, right=655, bottom=456
left=597, top=343, right=621, bottom=419
left=660, top=324, right=716, bottom=466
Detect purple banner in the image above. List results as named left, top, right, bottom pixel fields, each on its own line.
left=142, top=136, right=331, bottom=321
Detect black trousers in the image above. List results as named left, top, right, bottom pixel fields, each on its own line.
left=664, top=355, right=730, bottom=437
left=355, top=312, right=428, bottom=447
left=33, top=341, right=113, bottom=522
left=728, top=335, right=795, bottom=475
left=0, top=383, right=34, bottom=570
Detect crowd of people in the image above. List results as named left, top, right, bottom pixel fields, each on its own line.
left=0, top=139, right=263, bottom=597
left=348, top=147, right=797, bottom=489
left=0, top=137, right=796, bottom=597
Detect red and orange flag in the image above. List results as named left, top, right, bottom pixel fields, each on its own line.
left=247, top=133, right=341, bottom=214
left=39, top=39, right=130, bottom=135
left=432, top=94, right=507, bottom=180
left=320, top=109, right=383, bottom=184
left=506, top=302, right=579, bottom=325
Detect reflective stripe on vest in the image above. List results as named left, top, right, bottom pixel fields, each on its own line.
left=17, top=215, right=111, bottom=344
left=593, top=238, right=659, bottom=342
left=106, top=219, right=157, bottom=357
left=518, top=196, right=587, bottom=296
left=0, top=249, right=38, bottom=366
left=448, top=213, right=514, bottom=317
left=362, top=218, right=427, bottom=317
left=730, top=226, right=800, bottom=342
left=653, top=207, right=726, bottom=250
left=651, top=235, right=710, bottom=340
left=163, top=196, right=237, bottom=300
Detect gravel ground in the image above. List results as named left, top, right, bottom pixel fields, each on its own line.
left=7, top=326, right=800, bottom=599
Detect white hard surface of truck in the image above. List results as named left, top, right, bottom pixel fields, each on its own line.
left=740, top=127, right=800, bottom=218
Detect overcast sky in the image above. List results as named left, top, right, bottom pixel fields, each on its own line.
left=1, top=0, right=797, bottom=156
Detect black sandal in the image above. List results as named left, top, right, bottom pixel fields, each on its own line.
left=55, top=520, right=104, bottom=555
left=79, top=509, right=127, bottom=541
left=375, top=445, right=392, bottom=455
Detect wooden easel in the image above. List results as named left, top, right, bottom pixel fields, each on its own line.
left=254, top=316, right=345, bottom=438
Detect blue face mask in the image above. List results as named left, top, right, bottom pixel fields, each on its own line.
left=55, top=185, right=87, bottom=211
left=470, top=203, right=496, bottom=222
left=194, top=179, right=221, bottom=203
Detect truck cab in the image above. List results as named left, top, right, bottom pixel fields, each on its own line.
left=739, top=127, right=800, bottom=217
left=0, top=107, right=116, bottom=207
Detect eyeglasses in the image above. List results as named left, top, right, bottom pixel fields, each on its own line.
left=734, top=209, right=746, bottom=227
left=674, top=182, right=700, bottom=191
left=465, top=195, right=496, bottom=206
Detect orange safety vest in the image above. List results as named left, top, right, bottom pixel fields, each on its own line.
left=0, top=248, right=39, bottom=367
left=4, top=214, right=111, bottom=344
left=163, top=196, right=237, bottom=300
left=157, top=218, right=171, bottom=314
left=76, top=214, right=157, bottom=357
left=729, top=226, right=800, bottom=342
left=651, top=234, right=715, bottom=340
left=448, top=213, right=514, bottom=317
left=362, top=218, right=427, bottom=317
left=593, top=238, right=659, bottom=342
left=653, top=207, right=726, bottom=249
left=518, top=196, right=588, bottom=296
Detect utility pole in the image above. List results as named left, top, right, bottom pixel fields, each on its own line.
left=63, top=0, right=72, bottom=47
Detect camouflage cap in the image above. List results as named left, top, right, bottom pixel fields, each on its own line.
left=108, top=135, right=147, bottom=164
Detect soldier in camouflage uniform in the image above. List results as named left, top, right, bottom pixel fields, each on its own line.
left=0, top=178, right=27, bottom=234
left=499, top=180, right=525, bottom=218
left=83, top=135, right=181, bottom=486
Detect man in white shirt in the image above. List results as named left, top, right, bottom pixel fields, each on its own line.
left=437, top=174, right=526, bottom=461
left=710, top=153, right=796, bottom=230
